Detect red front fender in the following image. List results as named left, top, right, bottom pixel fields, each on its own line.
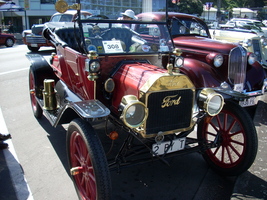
left=180, top=58, right=223, bottom=88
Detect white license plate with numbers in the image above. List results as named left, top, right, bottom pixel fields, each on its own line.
left=239, top=97, right=257, bottom=107
left=152, top=137, right=186, bottom=156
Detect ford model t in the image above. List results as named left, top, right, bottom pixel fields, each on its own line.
left=27, top=0, right=265, bottom=199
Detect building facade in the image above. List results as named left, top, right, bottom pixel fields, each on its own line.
left=1, top=0, right=146, bottom=32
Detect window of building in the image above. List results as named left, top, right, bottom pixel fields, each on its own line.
left=41, top=0, right=56, bottom=4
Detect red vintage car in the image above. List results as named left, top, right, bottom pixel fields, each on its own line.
left=0, top=29, right=16, bottom=47
left=136, top=12, right=267, bottom=113
left=27, top=0, right=261, bottom=199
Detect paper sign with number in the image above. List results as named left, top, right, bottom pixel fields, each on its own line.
left=102, top=40, right=124, bottom=53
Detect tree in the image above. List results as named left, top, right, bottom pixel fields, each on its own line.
left=173, top=0, right=203, bottom=16
left=201, top=0, right=265, bottom=10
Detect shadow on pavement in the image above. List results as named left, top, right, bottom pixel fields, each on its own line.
left=36, top=117, right=70, bottom=175
left=232, top=171, right=267, bottom=200
left=0, top=146, right=31, bottom=200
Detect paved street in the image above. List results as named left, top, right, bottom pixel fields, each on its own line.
left=0, top=43, right=266, bottom=199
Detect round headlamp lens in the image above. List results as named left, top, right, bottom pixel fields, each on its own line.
left=261, top=38, right=267, bottom=46
left=243, top=39, right=252, bottom=47
left=207, top=94, right=224, bottom=116
left=248, top=53, right=257, bottom=65
left=198, top=88, right=224, bottom=116
left=90, top=61, right=100, bottom=72
left=175, top=56, right=184, bottom=68
left=124, top=103, right=146, bottom=127
left=214, top=54, right=223, bottom=67
left=120, top=95, right=148, bottom=128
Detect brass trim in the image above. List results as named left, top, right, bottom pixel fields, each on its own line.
left=55, top=0, right=69, bottom=13
left=104, top=78, right=115, bottom=93
left=140, top=72, right=195, bottom=93
left=135, top=122, right=195, bottom=138
left=138, top=73, right=196, bottom=138
left=55, top=0, right=81, bottom=13
left=43, top=79, right=58, bottom=110
left=120, top=95, right=148, bottom=128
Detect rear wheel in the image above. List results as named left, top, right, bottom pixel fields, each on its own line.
left=197, top=101, right=258, bottom=176
left=67, top=119, right=111, bottom=200
left=29, top=69, right=43, bottom=118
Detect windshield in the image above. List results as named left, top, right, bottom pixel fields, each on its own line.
left=75, top=0, right=174, bottom=55
left=81, top=21, right=172, bottom=54
left=171, top=18, right=209, bottom=37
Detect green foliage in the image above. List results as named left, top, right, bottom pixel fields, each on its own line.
left=168, top=0, right=265, bottom=17
left=175, top=0, right=203, bottom=16
left=201, top=0, right=265, bottom=10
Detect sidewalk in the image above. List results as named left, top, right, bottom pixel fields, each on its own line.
left=0, top=108, right=33, bottom=200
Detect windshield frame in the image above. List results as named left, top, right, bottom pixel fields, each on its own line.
left=78, top=19, right=174, bottom=55
left=55, top=0, right=176, bottom=55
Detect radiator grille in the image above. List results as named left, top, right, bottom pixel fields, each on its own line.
left=228, top=46, right=247, bottom=90
left=145, top=89, right=193, bottom=135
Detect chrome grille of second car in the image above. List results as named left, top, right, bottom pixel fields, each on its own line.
left=228, top=46, right=247, bottom=92
left=144, top=89, right=193, bottom=136
left=26, top=36, right=46, bottom=44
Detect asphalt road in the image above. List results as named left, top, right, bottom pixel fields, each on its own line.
left=0, top=43, right=263, bottom=200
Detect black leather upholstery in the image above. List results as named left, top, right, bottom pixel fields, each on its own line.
left=55, top=28, right=81, bottom=51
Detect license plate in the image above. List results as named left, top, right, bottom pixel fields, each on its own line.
left=239, top=97, right=257, bottom=107
left=31, top=44, right=38, bottom=47
left=152, top=137, right=186, bottom=156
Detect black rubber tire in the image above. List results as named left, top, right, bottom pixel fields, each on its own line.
left=197, top=101, right=258, bottom=176
left=67, top=119, right=111, bottom=200
left=5, top=38, right=14, bottom=47
left=29, top=69, right=43, bottom=118
left=27, top=45, right=40, bottom=52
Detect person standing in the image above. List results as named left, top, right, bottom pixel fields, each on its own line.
left=118, top=9, right=137, bottom=20
left=8, top=21, right=14, bottom=33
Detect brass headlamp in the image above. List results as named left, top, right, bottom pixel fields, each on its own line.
left=86, top=51, right=100, bottom=81
left=173, top=48, right=184, bottom=72
left=119, top=95, right=148, bottom=128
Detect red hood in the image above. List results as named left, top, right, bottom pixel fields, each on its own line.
left=173, top=36, right=237, bottom=54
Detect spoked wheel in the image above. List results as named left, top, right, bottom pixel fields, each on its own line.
left=67, top=119, right=111, bottom=200
left=197, top=101, right=258, bottom=176
left=29, top=69, right=43, bottom=118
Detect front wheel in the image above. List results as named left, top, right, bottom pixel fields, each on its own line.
left=29, top=69, right=43, bottom=118
left=67, top=119, right=111, bottom=200
left=5, top=38, right=14, bottom=47
left=197, top=101, right=258, bottom=176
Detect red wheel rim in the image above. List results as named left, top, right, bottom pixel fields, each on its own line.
left=29, top=72, right=38, bottom=112
left=203, top=109, right=247, bottom=168
left=70, top=131, right=97, bottom=200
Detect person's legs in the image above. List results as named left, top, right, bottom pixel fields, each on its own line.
left=0, top=133, right=11, bottom=150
